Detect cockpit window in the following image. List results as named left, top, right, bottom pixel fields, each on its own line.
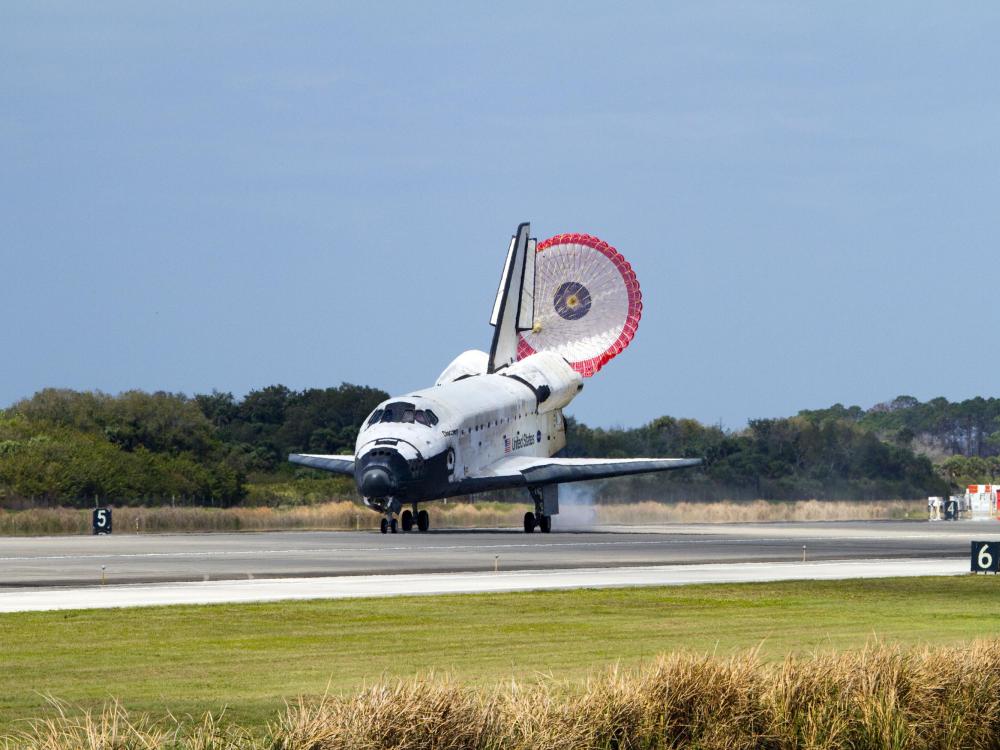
left=380, top=402, right=410, bottom=423
left=375, top=402, right=439, bottom=427
left=414, top=409, right=439, bottom=426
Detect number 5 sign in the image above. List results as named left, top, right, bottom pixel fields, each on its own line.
left=971, top=541, right=999, bottom=573
left=92, top=507, right=112, bottom=535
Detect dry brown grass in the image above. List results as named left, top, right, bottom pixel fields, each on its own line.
left=0, top=502, right=521, bottom=535
left=0, top=499, right=925, bottom=536
left=597, top=499, right=924, bottom=525
left=5, top=642, right=1000, bottom=749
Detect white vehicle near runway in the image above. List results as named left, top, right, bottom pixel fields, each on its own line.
left=290, top=223, right=701, bottom=534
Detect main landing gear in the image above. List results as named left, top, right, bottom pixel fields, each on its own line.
left=523, top=512, right=552, bottom=533
left=523, top=487, right=552, bottom=533
left=385, top=506, right=431, bottom=534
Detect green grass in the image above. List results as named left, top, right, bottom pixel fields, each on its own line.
left=1, top=576, right=998, bottom=732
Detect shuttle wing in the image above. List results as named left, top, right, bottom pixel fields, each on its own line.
left=461, top=455, right=702, bottom=492
left=288, top=453, right=355, bottom=476
left=290, top=450, right=700, bottom=495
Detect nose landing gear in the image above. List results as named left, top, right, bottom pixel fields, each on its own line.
left=380, top=515, right=398, bottom=534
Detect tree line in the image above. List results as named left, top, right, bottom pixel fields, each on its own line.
left=564, top=414, right=947, bottom=502
left=799, top=395, right=1000, bottom=458
left=5, top=386, right=994, bottom=509
left=0, top=385, right=386, bottom=508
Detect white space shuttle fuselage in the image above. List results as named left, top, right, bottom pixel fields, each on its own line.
left=290, top=222, right=700, bottom=533
left=352, top=350, right=580, bottom=503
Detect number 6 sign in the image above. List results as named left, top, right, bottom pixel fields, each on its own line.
left=971, top=541, right=999, bottom=573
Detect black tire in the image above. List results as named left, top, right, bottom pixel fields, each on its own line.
left=540, top=515, right=552, bottom=533
left=380, top=518, right=388, bottom=534
left=523, top=511, right=536, bottom=533
left=417, top=509, right=430, bottom=532
left=390, top=517, right=398, bottom=534
left=401, top=510, right=414, bottom=532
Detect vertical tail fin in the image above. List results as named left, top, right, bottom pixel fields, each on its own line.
left=488, top=222, right=536, bottom=373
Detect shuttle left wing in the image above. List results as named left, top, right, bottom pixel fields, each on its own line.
left=461, top=455, right=702, bottom=492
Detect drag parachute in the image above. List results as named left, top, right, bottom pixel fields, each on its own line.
left=516, top=233, right=642, bottom=377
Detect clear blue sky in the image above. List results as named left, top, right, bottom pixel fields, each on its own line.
left=3, top=3, right=998, bottom=428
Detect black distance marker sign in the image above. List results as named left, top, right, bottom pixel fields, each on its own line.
left=971, top=541, right=999, bottom=573
left=92, top=507, right=112, bottom=535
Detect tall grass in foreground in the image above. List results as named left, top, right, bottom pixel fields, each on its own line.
left=0, top=499, right=924, bottom=536
left=5, top=642, right=1000, bottom=749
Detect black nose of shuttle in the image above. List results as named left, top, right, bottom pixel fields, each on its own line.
left=359, top=466, right=394, bottom=497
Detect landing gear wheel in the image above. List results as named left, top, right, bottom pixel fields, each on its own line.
left=401, top=510, right=414, bottom=532
left=417, top=509, right=430, bottom=532
left=390, top=517, right=398, bottom=534
left=380, top=518, right=388, bottom=534
left=523, top=511, right=536, bottom=533
left=539, top=515, right=552, bottom=533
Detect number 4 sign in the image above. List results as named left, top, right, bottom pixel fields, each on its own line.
left=971, top=541, right=999, bottom=573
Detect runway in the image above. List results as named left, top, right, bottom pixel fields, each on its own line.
left=0, top=558, right=970, bottom=613
left=0, top=520, right=989, bottom=592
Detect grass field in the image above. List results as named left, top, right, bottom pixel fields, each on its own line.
left=0, top=498, right=924, bottom=535
left=1, top=576, right=999, bottom=735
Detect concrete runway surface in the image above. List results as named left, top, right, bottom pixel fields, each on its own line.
left=0, top=558, right=971, bottom=613
left=0, top=520, right=992, bottom=597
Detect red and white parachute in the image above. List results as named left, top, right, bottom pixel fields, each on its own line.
left=516, top=233, right=642, bottom=377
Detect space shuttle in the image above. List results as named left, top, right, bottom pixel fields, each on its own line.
left=290, top=222, right=700, bottom=533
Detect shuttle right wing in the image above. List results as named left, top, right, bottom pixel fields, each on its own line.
left=288, top=453, right=355, bottom=476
